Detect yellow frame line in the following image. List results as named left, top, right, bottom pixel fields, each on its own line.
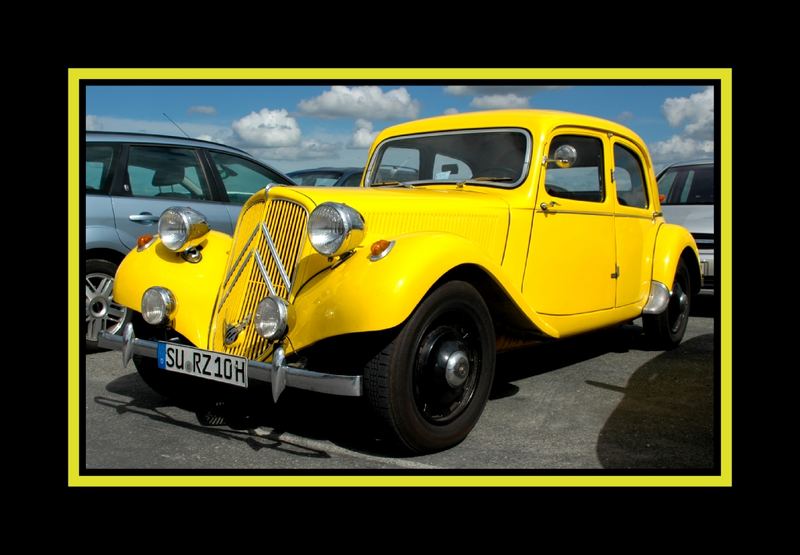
left=68, top=68, right=732, bottom=487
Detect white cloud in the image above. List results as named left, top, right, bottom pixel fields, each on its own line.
left=86, top=115, right=103, bottom=130
left=232, top=108, right=301, bottom=147
left=662, top=86, right=713, bottom=140
left=470, top=94, right=529, bottom=109
left=617, top=111, right=634, bottom=122
left=349, top=119, right=379, bottom=149
left=652, top=87, right=715, bottom=163
left=445, top=85, right=567, bottom=96
left=443, top=107, right=459, bottom=115
left=188, top=105, right=217, bottom=115
left=651, top=136, right=714, bottom=160
left=298, top=86, right=419, bottom=120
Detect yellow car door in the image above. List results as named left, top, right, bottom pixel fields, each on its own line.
left=523, top=130, right=616, bottom=315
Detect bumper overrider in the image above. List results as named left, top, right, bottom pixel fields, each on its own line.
left=98, top=323, right=363, bottom=402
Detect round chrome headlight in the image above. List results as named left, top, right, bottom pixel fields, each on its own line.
left=158, top=207, right=210, bottom=252
left=141, top=287, right=176, bottom=325
left=307, top=202, right=365, bottom=256
left=254, top=296, right=292, bottom=340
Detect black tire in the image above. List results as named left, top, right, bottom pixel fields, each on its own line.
left=85, top=258, right=130, bottom=350
left=364, top=281, right=496, bottom=453
left=643, top=260, right=692, bottom=349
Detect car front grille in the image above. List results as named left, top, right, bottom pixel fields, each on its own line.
left=211, top=198, right=308, bottom=360
left=692, top=232, right=714, bottom=251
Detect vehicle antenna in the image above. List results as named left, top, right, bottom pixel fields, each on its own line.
left=162, top=112, right=191, bottom=138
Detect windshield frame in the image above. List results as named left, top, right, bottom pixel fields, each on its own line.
left=364, top=127, right=533, bottom=189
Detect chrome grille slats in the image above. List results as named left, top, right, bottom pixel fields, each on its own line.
left=212, top=198, right=308, bottom=361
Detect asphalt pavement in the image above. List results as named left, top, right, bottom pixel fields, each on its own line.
left=83, top=296, right=716, bottom=471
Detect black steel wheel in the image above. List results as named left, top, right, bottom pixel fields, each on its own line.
left=364, top=280, right=496, bottom=453
left=643, top=260, right=692, bottom=349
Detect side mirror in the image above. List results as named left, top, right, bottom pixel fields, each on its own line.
left=547, top=144, right=578, bottom=168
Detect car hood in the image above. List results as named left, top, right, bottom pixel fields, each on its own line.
left=272, top=184, right=512, bottom=263
left=661, top=205, right=714, bottom=235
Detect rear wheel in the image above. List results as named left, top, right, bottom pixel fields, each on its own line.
left=643, top=260, right=691, bottom=349
left=364, top=281, right=496, bottom=453
left=85, top=259, right=130, bottom=350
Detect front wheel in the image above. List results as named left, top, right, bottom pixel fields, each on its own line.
left=643, top=260, right=692, bottom=349
left=364, top=281, right=496, bottom=453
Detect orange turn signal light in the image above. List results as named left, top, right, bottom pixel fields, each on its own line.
left=137, top=234, right=154, bottom=249
left=659, top=194, right=666, bottom=203
left=370, top=239, right=391, bottom=257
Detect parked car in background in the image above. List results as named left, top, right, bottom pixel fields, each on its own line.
left=657, top=160, right=714, bottom=292
left=287, top=167, right=363, bottom=187
left=100, top=110, right=701, bottom=453
left=85, top=131, right=294, bottom=348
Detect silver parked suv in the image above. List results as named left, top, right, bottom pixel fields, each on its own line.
left=657, top=159, right=715, bottom=292
left=85, top=132, right=293, bottom=348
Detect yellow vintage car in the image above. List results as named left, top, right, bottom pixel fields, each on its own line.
left=99, top=109, right=701, bottom=453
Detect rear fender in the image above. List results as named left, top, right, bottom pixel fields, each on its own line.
left=651, top=223, right=701, bottom=293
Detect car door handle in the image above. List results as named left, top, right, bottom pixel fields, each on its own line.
left=128, top=213, right=159, bottom=223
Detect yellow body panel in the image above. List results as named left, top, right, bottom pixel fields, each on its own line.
left=114, top=231, right=232, bottom=349
left=110, top=109, right=698, bottom=357
left=651, top=222, right=700, bottom=290
left=288, top=231, right=558, bottom=353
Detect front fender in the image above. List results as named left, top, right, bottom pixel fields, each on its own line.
left=651, top=223, right=700, bottom=291
left=113, top=231, right=232, bottom=348
left=288, top=231, right=557, bottom=353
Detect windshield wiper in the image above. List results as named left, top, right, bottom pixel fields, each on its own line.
left=369, top=181, right=414, bottom=188
left=469, top=176, right=515, bottom=182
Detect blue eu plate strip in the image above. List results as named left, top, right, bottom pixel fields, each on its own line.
left=157, top=343, right=166, bottom=369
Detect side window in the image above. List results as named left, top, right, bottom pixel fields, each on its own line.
left=544, top=135, right=605, bottom=202
left=126, top=146, right=212, bottom=200
left=209, top=151, right=286, bottom=204
left=341, top=172, right=363, bottom=187
left=613, top=144, right=648, bottom=209
left=375, top=147, right=420, bottom=182
left=86, top=144, right=115, bottom=193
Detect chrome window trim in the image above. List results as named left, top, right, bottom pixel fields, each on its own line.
left=364, top=127, right=533, bottom=189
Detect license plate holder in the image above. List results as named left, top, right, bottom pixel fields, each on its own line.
left=157, top=343, right=248, bottom=388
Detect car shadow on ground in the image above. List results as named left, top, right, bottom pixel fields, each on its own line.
left=491, top=324, right=645, bottom=400
left=589, top=333, right=715, bottom=469
left=98, top=317, right=714, bottom=462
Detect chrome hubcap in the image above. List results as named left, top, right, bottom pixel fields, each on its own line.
left=85, top=272, right=128, bottom=341
left=444, top=350, right=470, bottom=388
left=414, top=319, right=481, bottom=424
left=668, top=281, right=689, bottom=334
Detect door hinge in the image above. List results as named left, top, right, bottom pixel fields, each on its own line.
left=611, top=264, right=620, bottom=279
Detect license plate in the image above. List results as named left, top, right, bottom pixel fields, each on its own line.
left=157, top=343, right=248, bottom=388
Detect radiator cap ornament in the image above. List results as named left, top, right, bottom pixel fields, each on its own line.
left=223, top=315, right=251, bottom=345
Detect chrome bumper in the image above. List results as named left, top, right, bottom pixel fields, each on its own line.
left=97, top=323, right=363, bottom=400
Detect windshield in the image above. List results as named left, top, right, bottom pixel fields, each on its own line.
left=366, top=129, right=531, bottom=188
left=658, top=164, right=714, bottom=205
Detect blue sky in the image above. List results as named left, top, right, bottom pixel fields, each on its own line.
left=86, top=85, right=714, bottom=173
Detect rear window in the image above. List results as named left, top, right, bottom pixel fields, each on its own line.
left=658, top=164, right=714, bottom=205
left=86, top=144, right=116, bottom=194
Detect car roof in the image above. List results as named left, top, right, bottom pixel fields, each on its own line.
left=86, top=131, right=254, bottom=158
left=661, top=159, right=714, bottom=169
left=287, top=167, right=363, bottom=174
left=373, top=109, right=650, bottom=151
